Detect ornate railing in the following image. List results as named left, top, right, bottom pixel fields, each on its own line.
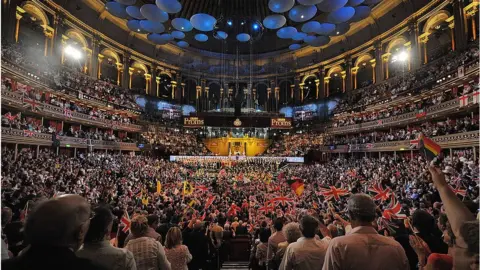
left=1, top=128, right=139, bottom=151
left=326, top=91, right=479, bottom=135
left=1, top=89, right=143, bottom=132
left=318, top=131, right=479, bottom=152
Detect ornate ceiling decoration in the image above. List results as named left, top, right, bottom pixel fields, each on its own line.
left=104, top=0, right=383, bottom=54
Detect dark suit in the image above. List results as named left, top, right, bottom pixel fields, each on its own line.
left=183, top=228, right=209, bottom=270
left=2, top=246, right=106, bottom=270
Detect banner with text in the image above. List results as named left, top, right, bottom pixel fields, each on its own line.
left=270, top=118, right=293, bottom=129
left=183, top=117, right=204, bottom=128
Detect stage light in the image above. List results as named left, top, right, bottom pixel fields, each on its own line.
left=241, top=21, right=245, bottom=25
left=64, top=45, right=82, bottom=60
left=227, top=20, right=233, bottom=26
left=397, top=51, right=408, bottom=62
left=253, top=23, right=259, bottom=30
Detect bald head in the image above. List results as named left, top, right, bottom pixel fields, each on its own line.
left=347, top=194, right=376, bottom=223
left=24, top=195, right=91, bottom=250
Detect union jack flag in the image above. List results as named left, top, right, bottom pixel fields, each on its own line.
left=319, top=186, right=350, bottom=201
left=376, top=217, right=399, bottom=234
left=368, top=183, right=392, bottom=201
left=258, top=201, right=274, bottom=213
left=269, top=196, right=294, bottom=206
left=204, top=195, right=215, bottom=209
left=3, top=112, right=17, bottom=122
left=64, top=108, right=72, bottom=118
left=450, top=185, right=467, bottom=197
left=227, top=204, right=241, bottom=216
left=23, top=98, right=42, bottom=111
left=23, top=130, right=35, bottom=137
left=120, top=210, right=131, bottom=233
left=382, top=196, right=407, bottom=220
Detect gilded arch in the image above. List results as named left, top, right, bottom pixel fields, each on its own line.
left=131, top=61, right=149, bottom=74
left=302, top=74, right=317, bottom=84
left=386, top=36, right=408, bottom=53
left=100, top=48, right=120, bottom=63
left=65, top=29, right=89, bottom=49
left=423, top=10, right=451, bottom=34
left=21, top=1, right=50, bottom=28
left=354, top=54, right=374, bottom=67
left=326, top=65, right=343, bottom=78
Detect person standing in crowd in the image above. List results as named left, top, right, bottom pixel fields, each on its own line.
left=76, top=206, right=137, bottom=270
left=125, top=214, right=162, bottom=245
left=275, top=222, right=301, bottom=269
left=183, top=219, right=209, bottom=270
left=280, top=215, right=328, bottom=270
left=255, top=228, right=271, bottom=270
left=125, top=215, right=171, bottom=270
left=1, top=195, right=105, bottom=270
left=267, top=218, right=286, bottom=268
left=322, top=194, right=409, bottom=270
left=164, top=227, right=192, bottom=270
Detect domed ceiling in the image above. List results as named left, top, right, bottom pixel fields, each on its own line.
left=106, top=0, right=383, bottom=54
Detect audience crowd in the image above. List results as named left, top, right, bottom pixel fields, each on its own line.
left=1, top=149, right=478, bottom=270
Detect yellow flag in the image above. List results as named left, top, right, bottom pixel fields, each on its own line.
left=156, top=181, right=162, bottom=194
left=188, top=200, right=196, bottom=207
left=141, top=196, right=149, bottom=206
left=183, top=181, right=194, bottom=196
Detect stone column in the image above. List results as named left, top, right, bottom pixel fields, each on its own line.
left=299, top=83, right=305, bottom=102
left=452, top=0, right=468, bottom=52
left=341, top=71, right=346, bottom=92
left=370, top=59, right=376, bottom=84
left=116, top=63, right=123, bottom=86
left=52, top=14, right=65, bottom=63
left=409, top=21, right=421, bottom=70
left=97, top=54, right=104, bottom=79
left=128, top=67, right=134, bottom=89
left=122, top=53, right=131, bottom=88
left=294, top=76, right=300, bottom=104
left=82, top=47, right=92, bottom=75
left=318, top=66, right=325, bottom=99
left=43, top=27, right=54, bottom=57
left=171, top=81, right=177, bottom=99
left=374, top=41, right=384, bottom=83
left=145, top=73, right=152, bottom=95
left=418, top=34, right=429, bottom=64
left=324, top=77, right=330, bottom=97
left=381, top=53, right=391, bottom=80
left=196, top=85, right=202, bottom=111
left=345, top=58, right=352, bottom=91
left=315, top=79, right=320, bottom=99
left=205, top=86, right=210, bottom=110
left=2, top=0, right=23, bottom=43
left=351, top=67, right=359, bottom=89
left=267, top=88, right=272, bottom=111
left=90, top=37, right=100, bottom=78
left=447, top=18, right=456, bottom=51
left=175, top=72, right=182, bottom=103
left=201, top=79, right=206, bottom=112
left=155, top=76, right=161, bottom=96
left=275, top=87, right=280, bottom=112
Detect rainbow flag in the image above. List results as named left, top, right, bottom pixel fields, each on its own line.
left=419, top=134, right=442, bottom=161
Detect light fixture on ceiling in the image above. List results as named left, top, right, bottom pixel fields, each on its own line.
left=336, top=31, right=340, bottom=34
left=227, top=20, right=233, bottom=26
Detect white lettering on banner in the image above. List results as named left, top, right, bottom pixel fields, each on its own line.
left=169, top=156, right=304, bottom=163
left=184, top=117, right=204, bottom=127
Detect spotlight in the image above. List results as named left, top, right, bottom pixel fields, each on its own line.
left=336, top=31, right=340, bottom=34
left=301, top=15, right=304, bottom=19
left=241, top=21, right=245, bottom=25
left=397, top=51, right=408, bottom=62
left=253, top=23, right=259, bottom=30
left=64, top=45, right=82, bottom=60
left=227, top=20, right=233, bottom=26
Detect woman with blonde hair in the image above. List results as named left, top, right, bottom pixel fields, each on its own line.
left=164, top=227, right=192, bottom=270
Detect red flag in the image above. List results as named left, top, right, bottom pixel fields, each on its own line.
left=120, top=210, right=131, bottom=233
left=227, top=204, right=241, bottom=216
left=319, top=186, right=350, bottom=201
left=196, top=185, right=209, bottom=192
left=200, top=212, right=206, bottom=221
left=23, top=98, right=42, bottom=111
left=382, top=196, right=407, bottom=220
left=368, top=183, right=392, bottom=201
left=23, top=130, right=35, bottom=137
left=4, top=112, right=16, bottom=122
left=20, top=201, right=29, bottom=222
left=204, top=195, right=215, bottom=209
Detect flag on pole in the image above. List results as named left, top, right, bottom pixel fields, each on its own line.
left=20, top=201, right=29, bottom=222
left=368, top=183, right=392, bottom=201
left=418, top=134, right=442, bottom=161
left=183, top=181, right=194, bottom=196
left=156, top=181, right=162, bottom=194
left=287, top=176, right=304, bottom=196
left=204, top=195, right=215, bottom=209
left=120, top=210, right=131, bottom=233
left=382, top=196, right=407, bottom=220
left=269, top=196, right=294, bottom=206
left=319, top=186, right=350, bottom=201
left=450, top=185, right=467, bottom=197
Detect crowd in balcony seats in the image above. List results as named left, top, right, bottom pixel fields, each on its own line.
left=1, top=111, right=135, bottom=143
left=1, top=42, right=140, bottom=111
left=324, top=115, right=479, bottom=145
left=0, top=147, right=478, bottom=270
left=333, top=45, right=479, bottom=114
left=265, top=132, right=325, bottom=157
left=141, top=128, right=212, bottom=156
left=332, top=81, right=477, bottom=128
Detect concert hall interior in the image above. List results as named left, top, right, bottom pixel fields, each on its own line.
left=0, top=0, right=479, bottom=269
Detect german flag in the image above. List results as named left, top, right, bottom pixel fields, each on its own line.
left=287, top=176, right=304, bottom=196
left=419, top=134, right=442, bottom=161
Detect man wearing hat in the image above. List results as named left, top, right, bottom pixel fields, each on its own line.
left=322, top=194, right=409, bottom=270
